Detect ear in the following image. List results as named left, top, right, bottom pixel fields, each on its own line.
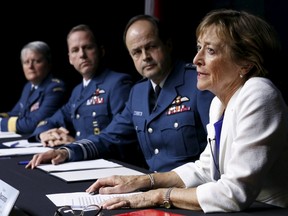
left=100, top=45, right=105, bottom=58
left=68, top=53, right=73, bottom=65
left=165, top=38, right=173, bottom=52
left=241, top=64, right=253, bottom=74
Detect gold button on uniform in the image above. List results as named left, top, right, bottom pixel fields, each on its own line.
left=94, top=128, right=100, bottom=135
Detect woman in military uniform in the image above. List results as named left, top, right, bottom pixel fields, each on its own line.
left=0, top=41, right=66, bottom=135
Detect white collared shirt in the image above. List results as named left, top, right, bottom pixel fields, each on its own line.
left=83, top=79, right=91, bottom=88
left=150, top=75, right=168, bottom=92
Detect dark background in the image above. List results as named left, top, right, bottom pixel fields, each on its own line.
left=1, top=0, right=287, bottom=112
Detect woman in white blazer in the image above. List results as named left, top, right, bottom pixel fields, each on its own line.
left=85, top=9, right=288, bottom=213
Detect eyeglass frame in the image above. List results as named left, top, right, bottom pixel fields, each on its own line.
left=54, top=204, right=103, bottom=216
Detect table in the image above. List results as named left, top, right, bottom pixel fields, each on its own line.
left=0, top=141, right=287, bottom=215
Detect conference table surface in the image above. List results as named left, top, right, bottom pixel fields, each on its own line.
left=0, top=139, right=287, bottom=215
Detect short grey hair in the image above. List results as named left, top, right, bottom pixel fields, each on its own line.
left=20, top=41, right=52, bottom=63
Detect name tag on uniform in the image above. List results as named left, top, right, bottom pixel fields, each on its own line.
left=133, top=111, right=142, bottom=116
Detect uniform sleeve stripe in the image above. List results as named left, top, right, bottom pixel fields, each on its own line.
left=8, top=117, right=18, bottom=132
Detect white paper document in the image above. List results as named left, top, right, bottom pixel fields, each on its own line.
left=47, top=191, right=142, bottom=208
left=2, top=139, right=42, bottom=148
left=37, top=159, right=122, bottom=173
left=50, top=166, right=145, bottom=182
left=0, top=132, right=21, bottom=138
left=0, top=147, right=51, bottom=156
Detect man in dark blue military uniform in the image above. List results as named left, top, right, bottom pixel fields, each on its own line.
left=27, top=15, right=214, bottom=172
left=0, top=41, right=66, bottom=135
left=28, top=24, right=133, bottom=147
left=28, top=25, right=145, bottom=167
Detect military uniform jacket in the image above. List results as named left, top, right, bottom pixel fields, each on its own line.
left=0, top=74, right=66, bottom=134
left=66, top=60, right=214, bottom=172
left=29, top=68, right=133, bottom=141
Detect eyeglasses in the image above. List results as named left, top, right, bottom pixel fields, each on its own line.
left=54, top=204, right=103, bottom=216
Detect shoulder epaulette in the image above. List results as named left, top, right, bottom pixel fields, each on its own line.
left=51, top=78, right=61, bottom=83
left=135, top=77, right=148, bottom=84
left=37, top=120, right=47, bottom=127
left=0, top=112, right=9, bottom=118
left=185, top=63, right=196, bottom=70
left=122, top=80, right=134, bottom=85
left=53, top=87, right=64, bottom=92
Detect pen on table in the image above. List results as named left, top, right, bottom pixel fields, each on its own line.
left=18, top=160, right=30, bottom=165
left=10, top=142, right=19, bottom=147
left=89, top=190, right=99, bottom=195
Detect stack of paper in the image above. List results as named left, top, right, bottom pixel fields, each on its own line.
left=0, top=132, right=21, bottom=138
left=43, top=159, right=145, bottom=209
left=37, top=159, right=145, bottom=182
left=47, top=191, right=142, bottom=209
left=50, top=167, right=145, bottom=182
left=0, top=139, right=50, bottom=156
left=2, top=139, right=42, bottom=148
left=0, top=147, right=51, bottom=156
left=37, top=158, right=122, bottom=172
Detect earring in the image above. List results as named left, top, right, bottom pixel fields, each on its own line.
left=240, top=74, right=243, bottom=78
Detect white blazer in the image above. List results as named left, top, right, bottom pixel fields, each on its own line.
left=174, top=77, right=288, bottom=212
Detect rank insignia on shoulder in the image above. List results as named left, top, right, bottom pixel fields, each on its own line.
left=53, top=87, right=64, bottom=92
left=51, top=78, right=61, bottom=83
left=37, top=120, right=47, bottom=127
left=0, top=112, right=9, bottom=118
left=185, top=63, right=196, bottom=69
left=123, top=80, right=133, bottom=84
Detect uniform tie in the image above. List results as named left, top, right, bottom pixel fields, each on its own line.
left=155, top=85, right=161, bottom=99
left=150, top=85, right=161, bottom=113
left=29, top=86, right=35, bottom=97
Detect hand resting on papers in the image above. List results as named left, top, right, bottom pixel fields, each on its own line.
left=25, top=148, right=69, bottom=169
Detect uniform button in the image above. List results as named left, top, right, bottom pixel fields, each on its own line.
left=154, top=149, right=159, bottom=154
left=174, top=122, right=179, bottom=128
left=148, top=128, right=153, bottom=133
left=92, top=112, right=96, bottom=117
left=76, top=114, right=80, bottom=119
left=76, top=131, right=80, bottom=137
